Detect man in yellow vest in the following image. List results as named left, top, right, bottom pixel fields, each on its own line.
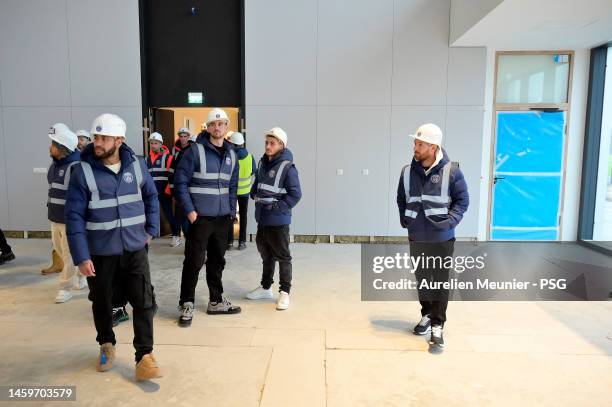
left=227, top=132, right=256, bottom=250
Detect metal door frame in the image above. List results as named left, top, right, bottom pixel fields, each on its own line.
left=487, top=51, right=574, bottom=240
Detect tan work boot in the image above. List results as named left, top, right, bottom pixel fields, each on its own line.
left=41, top=250, right=63, bottom=274
left=135, top=353, right=162, bottom=381
left=96, top=343, right=116, bottom=372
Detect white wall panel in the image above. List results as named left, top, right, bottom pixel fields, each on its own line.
left=245, top=0, right=317, bottom=106
left=3, top=107, right=72, bottom=230
left=0, top=0, right=71, bottom=107
left=316, top=107, right=391, bottom=235
left=317, top=0, right=394, bottom=106
left=245, top=106, right=317, bottom=235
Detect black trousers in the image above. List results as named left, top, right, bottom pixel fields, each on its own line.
left=180, top=215, right=231, bottom=304
left=88, top=248, right=156, bottom=362
left=0, top=228, right=11, bottom=253
left=256, top=225, right=292, bottom=293
left=227, top=195, right=249, bottom=244
left=409, top=239, right=455, bottom=327
left=159, top=194, right=180, bottom=236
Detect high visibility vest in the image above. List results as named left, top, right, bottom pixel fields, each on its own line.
left=254, top=159, right=292, bottom=204
left=237, top=153, right=254, bottom=196
left=47, top=155, right=80, bottom=224
left=80, top=158, right=146, bottom=232
left=402, top=162, right=457, bottom=222
left=146, top=151, right=169, bottom=183
left=188, top=143, right=237, bottom=216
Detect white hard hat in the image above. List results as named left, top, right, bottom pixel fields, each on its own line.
left=75, top=129, right=91, bottom=140
left=265, top=127, right=288, bottom=146
left=189, top=135, right=197, bottom=142
left=225, top=130, right=233, bottom=140
left=409, top=123, right=443, bottom=146
left=206, top=108, right=230, bottom=125
left=177, top=127, right=190, bottom=135
left=49, top=123, right=78, bottom=151
left=149, top=132, right=163, bottom=143
left=229, top=132, right=245, bottom=145
left=91, top=113, right=126, bottom=138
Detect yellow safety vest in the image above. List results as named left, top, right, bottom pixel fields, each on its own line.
left=238, top=153, right=254, bottom=195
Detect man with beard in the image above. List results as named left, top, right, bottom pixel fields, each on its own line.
left=46, top=123, right=86, bottom=303
left=397, top=123, right=469, bottom=354
left=174, top=108, right=240, bottom=326
left=66, top=113, right=161, bottom=380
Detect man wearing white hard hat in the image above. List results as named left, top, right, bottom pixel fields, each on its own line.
left=147, top=132, right=181, bottom=247
left=246, top=127, right=302, bottom=311
left=46, top=123, right=86, bottom=303
left=397, top=123, right=469, bottom=354
left=169, top=127, right=195, bottom=237
left=174, top=107, right=241, bottom=325
left=75, top=129, right=92, bottom=151
left=227, top=131, right=256, bottom=251
left=65, top=113, right=162, bottom=380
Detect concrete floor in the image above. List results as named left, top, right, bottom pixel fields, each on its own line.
left=1, top=238, right=611, bottom=407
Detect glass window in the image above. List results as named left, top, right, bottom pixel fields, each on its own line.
left=496, top=54, right=570, bottom=104
left=592, top=46, right=612, bottom=243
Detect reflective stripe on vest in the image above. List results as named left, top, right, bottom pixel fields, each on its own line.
left=80, top=158, right=145, bottom=231
left=403, top=162, right=452, bottom=219
left=48, top=161, right=79, bottom=206
left=148, top=153, right=168, bottom=182
left=188, top=143, right=236, bottom=195
left=237, top=153, right=254, bottom=195
left=255, top=159, right=291, bottom=203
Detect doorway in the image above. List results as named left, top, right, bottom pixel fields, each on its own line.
left=488, top=51, right=573, bottom=241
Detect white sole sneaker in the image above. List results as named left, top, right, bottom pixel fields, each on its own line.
left=246, top=287, right=274, bottom=300
left=55, top=290, right=73, bottom=303
left=276, top=292, right=290, bottom=310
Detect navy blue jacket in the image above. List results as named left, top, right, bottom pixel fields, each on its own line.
left=66, top=143, right=159, bottom=265
left=47, top=150, right=81, bottom=224
left=174, top=132, right=239, bottom=218
left=251, top=148, right=302, bottom=226
left=397, top=149, right=469, bottom=242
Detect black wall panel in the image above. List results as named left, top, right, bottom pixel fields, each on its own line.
left=140, top=0, right=242, bottom=108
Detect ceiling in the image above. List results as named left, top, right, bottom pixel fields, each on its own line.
left=452, top=0, right=612, bottom=49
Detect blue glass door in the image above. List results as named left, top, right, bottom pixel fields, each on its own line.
left=491, top=111, right=566, bottom=240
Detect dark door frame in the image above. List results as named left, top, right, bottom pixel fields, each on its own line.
left=137, top=0, right=246, bottom=151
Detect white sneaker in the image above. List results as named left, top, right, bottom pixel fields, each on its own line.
left=74, top=274, right=88, bottom=290
left=246, top=286, right=274, bottom=300
left=171, top=236, right=182, bottom=247
left=276, top=291, right=290, bottom=310
left=55, top=289, right=72, bottom=303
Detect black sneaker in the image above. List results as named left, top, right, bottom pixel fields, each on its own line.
left=428, top=325, right=445, bottom=354
left=413, top=315, right=431, bottom=335
left=112, top=307, right=129, bottom=327
left=207, top=297, right=241, bottom=315
left=0, top=251, right=15, bottom=264
left=238, top=242, right=246, bottom=250
left=226, top=244, right=233, bottom=251
left=178, top=302, right=194, bottom=327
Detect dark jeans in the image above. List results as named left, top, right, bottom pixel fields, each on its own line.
left=88, top=248, right=156, bottom=362
left=159, top=194, right=180, bottom=236
left=180, top=215, right=231, bottom=304
left=175, top=205, right=190, bottom=237
left=0, top=229, right=11, bottom=253
left=228, top=195, right=249, bottom=244
left=409, top=239, right=455, bottom=327
left=256, top=224, right=292, bottom=293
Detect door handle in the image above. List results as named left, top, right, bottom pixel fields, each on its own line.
left=493, top=176, right=505, bottom=185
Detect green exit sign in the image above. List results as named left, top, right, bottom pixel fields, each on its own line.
left=188, top=92, right=203, bottom=104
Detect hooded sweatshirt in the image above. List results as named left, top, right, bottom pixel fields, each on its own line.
left=250, top=148, right=302, bottom=226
